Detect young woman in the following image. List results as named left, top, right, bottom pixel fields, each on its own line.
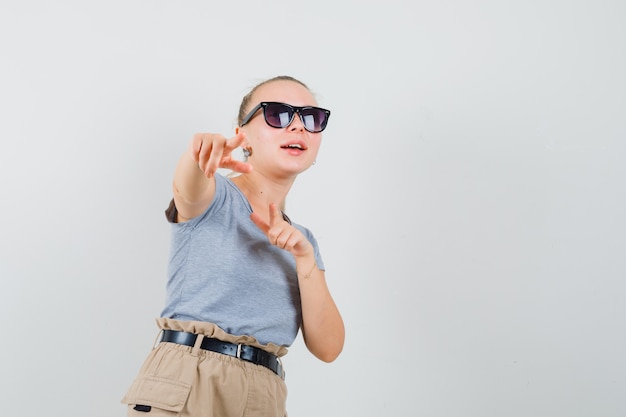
left=122, top=75, right=345, bottom=416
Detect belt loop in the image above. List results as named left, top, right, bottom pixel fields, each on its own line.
left=152, top=329, right=164, bottom=350
left=191, top=333, right=204, bottom=356
left=277, top=356, right=285, bottom=380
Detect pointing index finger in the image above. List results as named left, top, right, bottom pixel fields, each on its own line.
left=225, top=131, right=246, bottom=152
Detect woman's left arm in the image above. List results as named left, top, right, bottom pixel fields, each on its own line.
left=294, top=253, right=345, bottom=362
left=251, top=203, right=345, bottom=362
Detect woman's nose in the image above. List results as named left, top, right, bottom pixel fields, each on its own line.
left=288, top=113, right=305, bottom=131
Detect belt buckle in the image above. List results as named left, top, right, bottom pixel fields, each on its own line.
left=236, top=343, right=243, bottom=359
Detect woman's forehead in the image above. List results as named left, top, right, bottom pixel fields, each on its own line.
left=253, top=80, right=316, bottom=106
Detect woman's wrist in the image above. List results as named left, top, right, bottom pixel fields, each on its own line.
left=298, top=261, right=317, bottom=279
left=295, top=252, right=317, bottom=279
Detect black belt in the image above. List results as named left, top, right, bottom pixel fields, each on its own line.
left=160, top=330, right=284, bottom=379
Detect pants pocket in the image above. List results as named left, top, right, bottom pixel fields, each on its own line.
left=122, top=375, right=191, bottom=416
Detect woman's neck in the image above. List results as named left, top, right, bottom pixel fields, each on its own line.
left=231, top=171, right=295, bottom=214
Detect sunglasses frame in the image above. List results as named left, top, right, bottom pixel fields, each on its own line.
left=240, top=102, right=331, bottom=133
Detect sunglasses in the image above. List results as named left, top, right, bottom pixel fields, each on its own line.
left=240, top=102, right=331, bottom=133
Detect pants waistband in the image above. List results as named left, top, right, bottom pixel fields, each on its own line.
left=160, top=330, right=284, bottom=379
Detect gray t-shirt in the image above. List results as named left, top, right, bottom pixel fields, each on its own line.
left=160, top=173, right=324, bottom=347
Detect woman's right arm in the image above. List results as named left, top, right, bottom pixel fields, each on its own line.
left=173, top=131, right=250, bottom=222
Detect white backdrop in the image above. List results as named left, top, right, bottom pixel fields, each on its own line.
left=1, top=1, right=625, bottom=416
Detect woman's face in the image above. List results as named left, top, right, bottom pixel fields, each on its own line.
left=239, top=80, right=323, bottom=179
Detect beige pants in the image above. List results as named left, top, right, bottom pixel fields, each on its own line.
left=122, top=318, right=288, bottom=417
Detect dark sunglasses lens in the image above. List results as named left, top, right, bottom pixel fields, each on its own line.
left=264, top=103, right=294, bottom=128
left=300, top=108, right=328, bottom=132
